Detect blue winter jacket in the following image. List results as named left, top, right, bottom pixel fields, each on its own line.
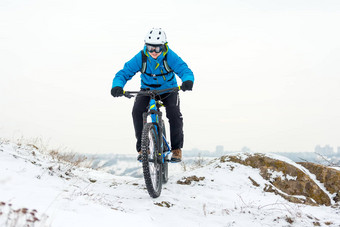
left=112, top=45, right=194, bottom=90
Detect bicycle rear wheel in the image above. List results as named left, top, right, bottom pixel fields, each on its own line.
left=161, top=121, right=169, bottom=184
left=141, top=123, right=162, bottom=198
left=162, top=156, right=168, bottom=183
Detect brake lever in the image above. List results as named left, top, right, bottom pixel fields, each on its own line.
left=123, top=91, right=134, bottom=99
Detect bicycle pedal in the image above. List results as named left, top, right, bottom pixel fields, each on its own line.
left=169, top=159, right=182, bottom=163
left=164, top=158, right=172, bottom=162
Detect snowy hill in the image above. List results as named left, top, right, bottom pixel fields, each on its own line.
left=1, top=140, right=340, bottom=227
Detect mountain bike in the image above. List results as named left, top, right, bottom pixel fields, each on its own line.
left=123, top=87, right=181, bottom=198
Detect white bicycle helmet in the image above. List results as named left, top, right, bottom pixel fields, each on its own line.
left=144, top=28, right=167, bottom=45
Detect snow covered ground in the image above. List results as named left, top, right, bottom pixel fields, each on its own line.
left=1, top=141, right=340, bottom=227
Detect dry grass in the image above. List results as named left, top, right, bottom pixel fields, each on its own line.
left=1, top=137, right=94, bottom=169
left=193, top=153, right=206, bottom=168
left=48, top=149, right=90, bottom=168
left=0, top=201, right=48, bottom=227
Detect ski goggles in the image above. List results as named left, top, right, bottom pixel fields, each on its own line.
left=146, top=44, right=163, bottom=53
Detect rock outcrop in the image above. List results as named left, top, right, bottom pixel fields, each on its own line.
left=297, top=162, right=340, bottom=203
left=221, top=153, right=337, bottom=206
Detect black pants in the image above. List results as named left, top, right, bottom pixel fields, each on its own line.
left=132, top=91, right=183, bottom=152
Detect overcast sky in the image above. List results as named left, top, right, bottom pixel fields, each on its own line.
left=1, top=0, right=340, bottom=154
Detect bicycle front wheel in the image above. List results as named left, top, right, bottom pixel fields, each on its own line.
left=141, top=123, right=162, bottom=198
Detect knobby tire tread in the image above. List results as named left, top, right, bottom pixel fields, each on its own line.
left=141, top=123, right=162, bottom=198
left=161, top=120, right=169, bottom=184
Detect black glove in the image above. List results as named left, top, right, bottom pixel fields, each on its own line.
left=111, top=86, right=124, bottom=97
left=181, top=80, right=193, bottom=91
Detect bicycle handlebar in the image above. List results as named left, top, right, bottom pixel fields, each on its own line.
left=123, top=86, right=181, bottom=99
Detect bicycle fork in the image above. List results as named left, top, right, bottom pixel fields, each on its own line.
left=142, top=99, right=164, bottom=164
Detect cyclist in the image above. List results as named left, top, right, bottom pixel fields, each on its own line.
left=111, top=28, right=194, bottom=162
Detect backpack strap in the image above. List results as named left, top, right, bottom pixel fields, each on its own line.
left=163, top=54, right=173, bottom=73
left=141, top=50, right=147, bottom=74
left=140, top=50, right=173, bottom=76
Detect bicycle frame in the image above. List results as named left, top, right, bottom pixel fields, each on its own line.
left=124, top=87, right=180, bottom=163
left=142, top=99, right=171, bottom=163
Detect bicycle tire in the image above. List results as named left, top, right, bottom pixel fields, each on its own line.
left=141, top=123, right=162, bottom=198
left=162, top=156, right=169, bottom=183
left=161, top=120, right=169, bottom=184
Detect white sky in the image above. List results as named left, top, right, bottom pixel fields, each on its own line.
left=1, top=0, right=340, bottom=154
